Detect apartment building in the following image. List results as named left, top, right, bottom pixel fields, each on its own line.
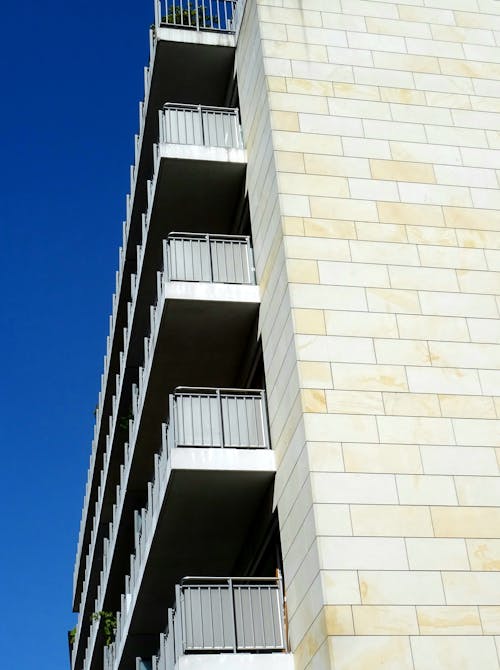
left=71, top=1, right=500, bottom=670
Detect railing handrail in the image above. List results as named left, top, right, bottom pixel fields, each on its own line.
left=180, top=575, right=282, bottom=585
left=163, top=102, right=239, bottom=114
left=174, top=386, right=264, bottom=395
left=167, top=231, right=250, bottom=242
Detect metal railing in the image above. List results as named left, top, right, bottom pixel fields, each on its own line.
left=166, top=387, right=269, bottom=452
left=159, top=104, right=243, bottom=149
left=164, top=233, right=255, bottom=285
left=157, top=0, right=237, bottom=31
left=142, top=575, right=285, bottom=670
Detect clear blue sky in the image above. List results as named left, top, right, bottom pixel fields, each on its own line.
left=0, top=1, right=152, bottom=666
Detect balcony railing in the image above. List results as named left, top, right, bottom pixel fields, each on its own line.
left=156, top=0, right=237, bottom=32
left=159, top=104, right=243, bottom=149
left=102, top=388, right=271, bottom=670
left=138, top=576, right=286, bottom=670
left=164, top=233, right=256, bottom=285
left=166, top=388, right=269, bottom=452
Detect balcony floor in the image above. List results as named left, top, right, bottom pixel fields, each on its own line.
left=178, top=653, right=294, bottom=670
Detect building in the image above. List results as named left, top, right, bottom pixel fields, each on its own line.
left=71, top=1, right=500, bottom=670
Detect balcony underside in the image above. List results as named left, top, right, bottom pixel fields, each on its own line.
left=130, top=36, right=237, bottom=254
left=133, top=286, right=260, bottom=479
left=153, top=33, right=236, bottom=106
left=119, top=448, right=276, bottom=668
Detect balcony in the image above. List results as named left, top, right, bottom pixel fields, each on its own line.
left=134, top=576, right=292, bottom=670
left=100, top=388, right=275, bottom=670
left=151, top=0, right=238, bottom=105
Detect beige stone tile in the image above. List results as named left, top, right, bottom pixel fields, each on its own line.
left=273, top=130, right=343, bottom=156
left=301, top=389, right=326, bottom=413
left=455, top=477, right=500, bottom=506
left=296, top=334, right=375, bottom=364
left=350, top=504, right=433, bottom=537
left=353, top=605, right=418, bottom=635
left=279, top=172, right=349, bottom=198
left=287, top=258, right=319, bottom=283
left=439, top=394, right=496, bottom=419
left=377, top=416, right=455, bottom=445
left=356, top=222, right=407, bottom=243
left=406, top=538, right=470, bottom=571
left=303, top=218, right=356, bottom=240
left=422, top=445, right=498, bottom=475
left=318, top=536, right=408, bottom=570
left=417, top=606, right=481, bottom=635
left=370, top=158, right=435, bottom=183
left=333, top=83, right=381, bottom=102
left=378, top=199, right=446, bottom=228
left=429, top=342, right=500, bottom=369
left=314, top=504, right=352, bottom=536
left=407, top=367, right=482, bottom=395
left=318, top=260, right=390, bottom=288
left=453, top=418, right=500, bottom=447
left=304, top=154, right=370, bottom=179
left=390, top=141, right=461, bottom=167
left=456, top=229, right=500, bottom=250
left=359, top=570, right=445, bottom=605
left=351, top=240, right=420, bottom=266
left=374, top=338, right=431, bottom=365
left=364, top=117, right=426, bottom=142
left=457, top=269, right=500, bottom=294
left=312, top=472, right=398, bottom=504
left=325, top=606, right=354, bottom=636
left=480, top=370, right=500, bottom=396
left=443, top=572, right=500, bottom=605
left=380, top=87, right=427, bottom=105
left=397, top=474, right=458, bottom=505
left=282, top=216, right=304, bottom=236
left=310, top=196, right=379, bottom=222
left=383, top=392, right=441, bottom=417
left=304, top=412, right=379, bottom=443
left=367, top=17, right=431, bottom=39
left=298, top=361, right=332, bottom=389
left=468, top=539, right=500, bottom=571
left=398, top=181, right=472, bottom=208
left=293, top=309, right=326, bottom=335
left=290, top=609, right=326, bottom=670
left=321, top=570, right=361, bottom=605
left=411, top=635, right=500, bottom=670
left=420, top=291, right=498, bottom=318
left=326, top=390, right=384, bottom=415
left=275, top=151, right=305, bottom=173
left=367, top=288, right=421, bottom=314
left=329, top=636, right=414, bottom=670
left=331, top=362, right=408, bottom=392
left=390, top=265, right=458, bottom=291
left=286, top=77, right=334, bottom=97
left=418, top=245, right=487, bottom=271
left=308, top=442, right=344, bottom=473
left=290, top=284, right=367, bottom=311
left=432, top=506, right=500, bottom=538
left=270, top=110, right=300, bottom=131
left=443, top=206, right=500, bottom=232
left=397, top=314, right=470, bottom=342
left=407, top=225, right=458, bottom=247
left=325, top=311, right=399, bottom=339
left=343, top=443, right=422, bottom=474
left=480, top=607, right=500, bottom=635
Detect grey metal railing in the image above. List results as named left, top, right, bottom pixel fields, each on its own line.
left=165, top=387, right=269, bottom=452
left=159, top=104, right=243, bottom=149
left=164, top=233, right=255, bottom=285
left=157, top=0, right=236, bottom=31
left=140, top=575, right=285, bottom=669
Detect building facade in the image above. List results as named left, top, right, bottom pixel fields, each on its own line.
left=71, top=1, right=500, bottom=670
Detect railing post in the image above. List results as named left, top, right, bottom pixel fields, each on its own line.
left=176, top=584, right=185, bottom=655
left=198, top=105, right=204, bottom=145
left=260, top=389, right=270, bottom=449
left=168, top=393, right=176, bottom=453
left=246, top=235, right=255, bottom=284
left=229, top=578, right=238, bottom=652
left=162, top=238, right=169, bottom=281
left=216, top=388, right=224, bottom=447
left=206, top=234, right=213, bottom=282
left=195, top=0, right=200, bottom=29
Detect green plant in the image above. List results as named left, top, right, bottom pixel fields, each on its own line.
left=91, top=611, right=117, bottom=646
left=69, top=627, right=77, bottom=646
left=118, top=410, right=134, bottom=434
left=162, top=1, right=219, bottom=28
